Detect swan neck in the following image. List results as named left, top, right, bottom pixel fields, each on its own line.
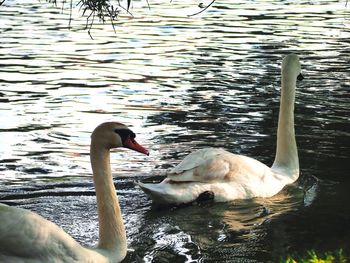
left=272, top=77, right=299, bottom=178
left=90, top=142, right=127, bottom=255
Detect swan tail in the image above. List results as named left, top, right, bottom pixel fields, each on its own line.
left=135, top=181, right=179, bottom=205
left=136, top=181, right=202, bottom=205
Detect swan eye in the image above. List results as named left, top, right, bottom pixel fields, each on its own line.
left=114, top=129, right=130, bottom=142
left=297, top=73, right=304, bottom=81
left=114, top=128, right=134, bottom=142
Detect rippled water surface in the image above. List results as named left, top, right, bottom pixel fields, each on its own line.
left=0, top=0, right=349, bottom=262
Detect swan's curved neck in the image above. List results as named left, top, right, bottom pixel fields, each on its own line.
left=90, top=142, right=127, bottom=255
left=272, top=74, right=299, bottom=178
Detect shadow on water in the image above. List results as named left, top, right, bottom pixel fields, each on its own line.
left=124, top=175, right=320, bottom=262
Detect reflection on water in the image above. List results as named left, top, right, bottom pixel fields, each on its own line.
left=1, top=0, right=350, bottom=261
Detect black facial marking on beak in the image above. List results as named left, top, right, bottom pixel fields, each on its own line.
left=114, top=128, right=131, bottom=143
left=115, top=128, right=149, bottom=155
left=297, top=73, right=304, bottom=81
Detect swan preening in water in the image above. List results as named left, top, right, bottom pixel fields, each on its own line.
left=138, top=54, right=303, bottom=205
left=0, top=122, right=149, bottom=262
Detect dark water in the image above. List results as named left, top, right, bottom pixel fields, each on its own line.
left=0, top=0, right=349, bottom=262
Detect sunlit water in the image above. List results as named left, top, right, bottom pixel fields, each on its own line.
left=0, top=0, right=349, bottom=262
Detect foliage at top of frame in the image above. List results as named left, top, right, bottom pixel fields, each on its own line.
left=0, top=0, right=216, bottom=37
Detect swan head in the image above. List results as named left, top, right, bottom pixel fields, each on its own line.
left=91, top=122, right=149, bottom=155
left=282, top=54, right=303, bottom=81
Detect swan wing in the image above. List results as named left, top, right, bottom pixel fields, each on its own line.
left=167, top=148, right=242, bottom=182
left=169, top=148, right=226, bottom=174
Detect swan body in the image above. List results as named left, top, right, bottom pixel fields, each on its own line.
left=0, top=122, right=149, bottom=263
left=138, top=54, right=303, bottom=205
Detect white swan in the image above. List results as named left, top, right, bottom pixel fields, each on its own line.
left=0, top=122, right=149, bottom=262
left=137, top=54, right=303, bottom=205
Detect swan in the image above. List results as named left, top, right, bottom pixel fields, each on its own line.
left=137, top=54, right=303, bottom=205
left=0, top=122, right=149, bottom=262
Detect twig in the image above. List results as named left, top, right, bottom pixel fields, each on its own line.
left=68, top=0, right=73, bottom=29
left=146, top=0, right=151, bottom=10
left=88, top=11, right=95, bottom=40
left=188, top=0, right=216, bottom=17
left=126, top=0, right=131, bottom=11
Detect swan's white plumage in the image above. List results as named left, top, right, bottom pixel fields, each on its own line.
left=138, top=54, right=302, bottom=205
left=0, top=203, right=105, bottom=262
left=0, top=122, right=148, bottom=263
left=137, top=149, right=295, bottom=204
left=168, top=148, right=231, bottom=181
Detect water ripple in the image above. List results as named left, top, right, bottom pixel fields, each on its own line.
left=0, top=0, right=349, bottom=261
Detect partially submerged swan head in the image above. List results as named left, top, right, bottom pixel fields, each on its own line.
left=282, top=54, right=304, bottom=82
left=91, top=122, right=149, bottom=155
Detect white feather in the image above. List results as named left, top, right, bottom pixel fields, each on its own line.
left=138, top=54, right=302, bottom=205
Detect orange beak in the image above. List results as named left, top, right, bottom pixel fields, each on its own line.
left=124, top=137, right=149, bottom=156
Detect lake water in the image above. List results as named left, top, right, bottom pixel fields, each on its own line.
left=0, top=0, right=349, bottom=262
